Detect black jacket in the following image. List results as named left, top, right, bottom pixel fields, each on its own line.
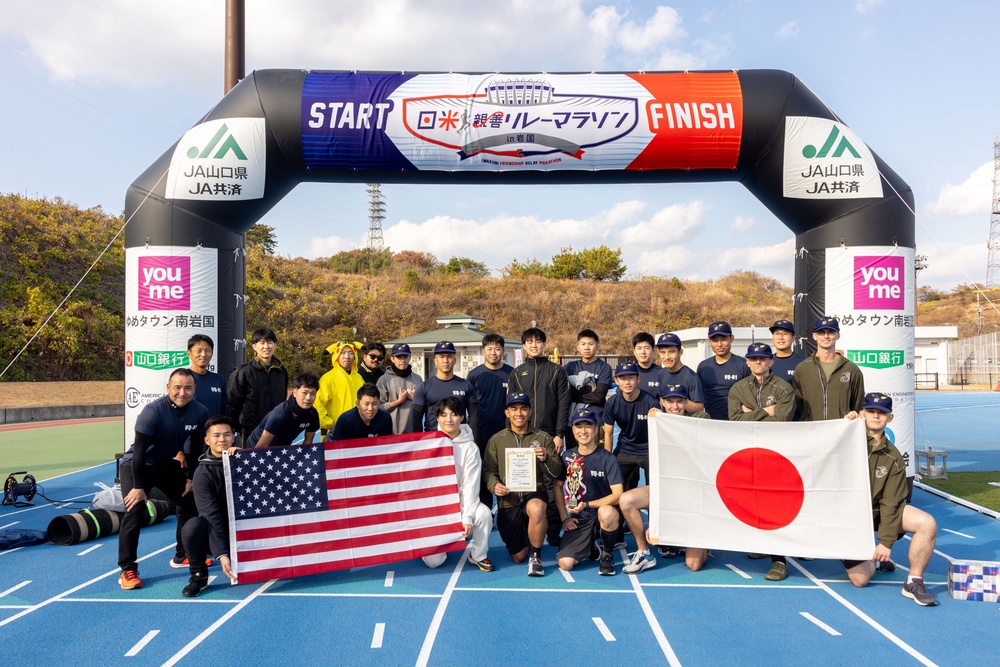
left=227, top=356, right=289, bottom=437
left=192, top=451, right=230, bottom=560
left=508, top=357, right=571, bottom=438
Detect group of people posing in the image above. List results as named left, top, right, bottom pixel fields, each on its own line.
left=116, top=317, right=939, bottom=607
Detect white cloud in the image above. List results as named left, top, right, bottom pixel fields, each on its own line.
left=855, top=0, right=886, bottom=13
left=620, top=201, right=708, bottom=247
left=775, top=20, right=799, bottom=38
left=731, top=215, right=757, bottom=231
left=308, top=233, right=363, bottom=257
left=917, top=242, right=988, bottom=289
left=0, top=1, right=707, bottom=91
left=925, top=162, right=992, bottom=217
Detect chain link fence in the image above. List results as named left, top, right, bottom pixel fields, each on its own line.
left=948, top=332, right=1000, bottom=387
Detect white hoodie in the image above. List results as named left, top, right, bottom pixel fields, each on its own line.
left=450, top=424, right=483, bottom=526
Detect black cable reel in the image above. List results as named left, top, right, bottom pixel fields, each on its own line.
left=3, top=471, right=37, bottom=505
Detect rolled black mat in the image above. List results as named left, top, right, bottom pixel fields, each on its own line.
left=46, top=498, right=176, bottom=546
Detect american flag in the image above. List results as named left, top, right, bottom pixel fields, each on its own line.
left=225, top=432, right=467, bottom=583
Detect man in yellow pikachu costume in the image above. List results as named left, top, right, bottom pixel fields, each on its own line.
left=316, top=340, right=364, bottom=434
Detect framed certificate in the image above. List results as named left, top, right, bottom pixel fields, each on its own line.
left=505, top=448, right=537, bottom=493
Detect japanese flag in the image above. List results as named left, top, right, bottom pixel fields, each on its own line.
left=648, top=415, right=874, bottom=560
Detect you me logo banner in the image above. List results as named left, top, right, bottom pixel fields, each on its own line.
left=854, top=256, right=905, bottom=310
left=138, top=256, right=190, bottom=311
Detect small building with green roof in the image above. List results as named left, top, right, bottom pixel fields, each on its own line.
left=386, top=314, right=520, bottom=379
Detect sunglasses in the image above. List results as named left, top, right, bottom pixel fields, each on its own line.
left=368, top=354, right=384, bottom=361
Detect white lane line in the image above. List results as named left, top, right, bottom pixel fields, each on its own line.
left=161, top=579, right=278, bottom=667
left=77, top=543, right=103, bottom=556
left=263, top=592, right=439, bottom=598
left=454, top=586, right=633, bottom=594
left=800, top=612, right=841, bottom=636
left=643, top=583, right=818, bottom=589
left=942, top=528, right=975, bottom=539
left=0, top=548, right=24, bottom=557
left=559, top=568, right=575, bottom=583
left=725, top=563, right=752, bottom=579
left=0, top=521, right=20, bottom=530
left=59, top=598, right=236, bottom=604
left=124, top=630, right=159, bottom=657
left=622, top=548, right=682, bottom=667
left=384, top=571, right=394, bottom=587
left=0, top=493, right=90, bottom=516
left=207, top=575, right=218, bottom=586
left=0, top=543, right=175, bottom=629
left=901, top=534, right=958, bottom=562
left=788, top=559, right=939, bottom=667
left=371, top=623, right=386, bottom=649
left=916, top=404, right=1000, bottom=413
left=592, top=617, right=616, bottom=641
left=0, top=581, right=31, bottom=598
left=416, top=547, right=468, bottom=667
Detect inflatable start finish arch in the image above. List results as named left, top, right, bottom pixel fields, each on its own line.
left=124, top=69, right=917, bottom=472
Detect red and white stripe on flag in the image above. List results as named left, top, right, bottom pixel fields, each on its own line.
left=225, top=432, right=466, bottom=583
left=648, top=414, right=875, bottom=560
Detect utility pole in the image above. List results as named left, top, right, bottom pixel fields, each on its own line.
left=224, top=0, right=245, bottom=94
left=986, top=136, right=1000, bottom=287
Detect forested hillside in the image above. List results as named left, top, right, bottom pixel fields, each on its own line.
left=3, top=194, right=992, bottom=381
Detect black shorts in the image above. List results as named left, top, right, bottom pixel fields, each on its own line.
left=496, top=490, right=548, bottom=555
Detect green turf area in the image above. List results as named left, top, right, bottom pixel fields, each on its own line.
left=922, top=472, right=1000, bottom=513
left=0, top=420, right=123, bottom=481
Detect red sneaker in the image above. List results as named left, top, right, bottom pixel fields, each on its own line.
left=119, top=568, right=142, bottom=590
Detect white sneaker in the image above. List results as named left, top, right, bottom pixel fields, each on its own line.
left=527, top=555, right=545, bottom=577
left=623, top=550, right=656, bottom=574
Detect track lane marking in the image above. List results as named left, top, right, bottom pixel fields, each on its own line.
left=384, top=571, right=394, bottom=587
left=0, top=521, right=20, bottom=530
left=788, top=558, right=939, bottom=667
left=592, top=617, right=616, bottom=641
left=622, top=547, right=681, bottom=667
left=415, top=547, right=468, bottom=667
left=941, top=528, right=975, bottom=539
left=77, top=543, right=102, bottom=556
left=800, top=612, right=841, bottom=636
left=725, top=563, right=752, bottom=579
left=124, top=629, right=159, bottom=657
left=0, top=547, right=24, bottom=556
left=371, top=622, right=386, bottom=648
left=0, top=581, right=31, bottom=598
left=559, top=568, right=575, bottom=583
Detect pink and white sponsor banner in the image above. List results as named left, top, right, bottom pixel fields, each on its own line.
left=825, top=245, right=916, bottom=474
left=124, top=246, right=218, bottom=445
left=648, top=414, right=874, bottom=560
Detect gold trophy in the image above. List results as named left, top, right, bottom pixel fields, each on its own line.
left=565, top=457, right=585, bottom=509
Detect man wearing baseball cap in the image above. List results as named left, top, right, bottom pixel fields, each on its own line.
left=482, top=392, right=561, bottom=577
left=728, top=343, right=795, bottom=580
left=620, top=384, right=710, bottom=574
left=410, top=341, right=479, bottom=434
left=554, top=408, right=624, bottom=576
left=655, top=332, right=705, bottom=414
left=377, top=343, right=423, bottom=434
left=844, top=393, right=938, bottom=606
left=697, top=321, right=750, bottom=420
left=793, top=317, right=865, bottom=421
left=602, top=361, right=660, bottom=492
left=768, top=320, right=805, bottom=385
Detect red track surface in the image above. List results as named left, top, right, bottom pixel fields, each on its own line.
left=0, top=416, right=122, bottom=433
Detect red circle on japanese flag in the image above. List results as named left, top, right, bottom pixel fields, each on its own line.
left=715, top=448, right=804, bottom=530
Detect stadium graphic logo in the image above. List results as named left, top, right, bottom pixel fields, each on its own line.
left=402, top=77, right=638, bottom=161
left=137, top=256, right=190, bottom=311
left=854, top=255, right=905, bottom=310
left=185, top=123, right=248, bottom=160
left=847, top=349, right=905, bottom=369
left=802, top=125, right=860, bottom=159
left=165, top=117, right=266, bottom=201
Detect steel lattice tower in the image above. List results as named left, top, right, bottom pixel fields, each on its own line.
left=986, top=137, right=1000, bottom=287
left=366, top=183, right=385, bottom=252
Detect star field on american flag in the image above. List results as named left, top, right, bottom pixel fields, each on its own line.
left=230, top=444, right=328, bottom=518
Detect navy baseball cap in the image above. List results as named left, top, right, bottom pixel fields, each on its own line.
left=660, top=384, right=689, bottom=400
left=571, top=408, right=597, bottom=425
left=769, top=319, right=795, bottom=334
left=615, top=361, right=639, bottom=377
left=656, top=333, right=682, bottom=348
left=708, top=321, right=733, bottom=337
left=506, top=392, right=531, bottom=407
left=391, top=343, right=411, bottom=357
left=746, top=342, right=773, bottom=358
left=434, top=341, right=456, bottom=354
left=862, top=393, right=893, bottom=413
left=813, top=317, right=840, bottom=332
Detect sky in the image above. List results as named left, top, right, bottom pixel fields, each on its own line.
left=0, top=0, right=996, bottom=290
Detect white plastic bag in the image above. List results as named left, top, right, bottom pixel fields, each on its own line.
left=92, top=482, right=125, bottom=512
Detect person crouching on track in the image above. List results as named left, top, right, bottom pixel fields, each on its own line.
left=844, top=393, right=938, bottom=606
left=421, top=397, right=494, bottom=572
left=482, top=393, right=561, bottom=577
left=180, top=416, right=240, bottom=597
left=554, top=408, right=624, bottom=576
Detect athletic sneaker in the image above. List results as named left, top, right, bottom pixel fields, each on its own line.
left=623, top=550, right=656, bottom=574
left=170, top=555, right=214, bottom=569
left=747, top=553, right=768, bottom=559
left=182, top=575, right=209, bottom=598
left=599, top=551, right=616, bottom=576
left=765, top=561, right=789, bottom=581
left=902, top=578, right=937, bottom=606
left=119, top=568, right=142, bottom=590
left=527, top=555, right=545, bottom=577
left=876, top=559, right=896, bottom=573
left=658, top=545, right=683, bottom=559
left=468, top=555, right=495, bottom=572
